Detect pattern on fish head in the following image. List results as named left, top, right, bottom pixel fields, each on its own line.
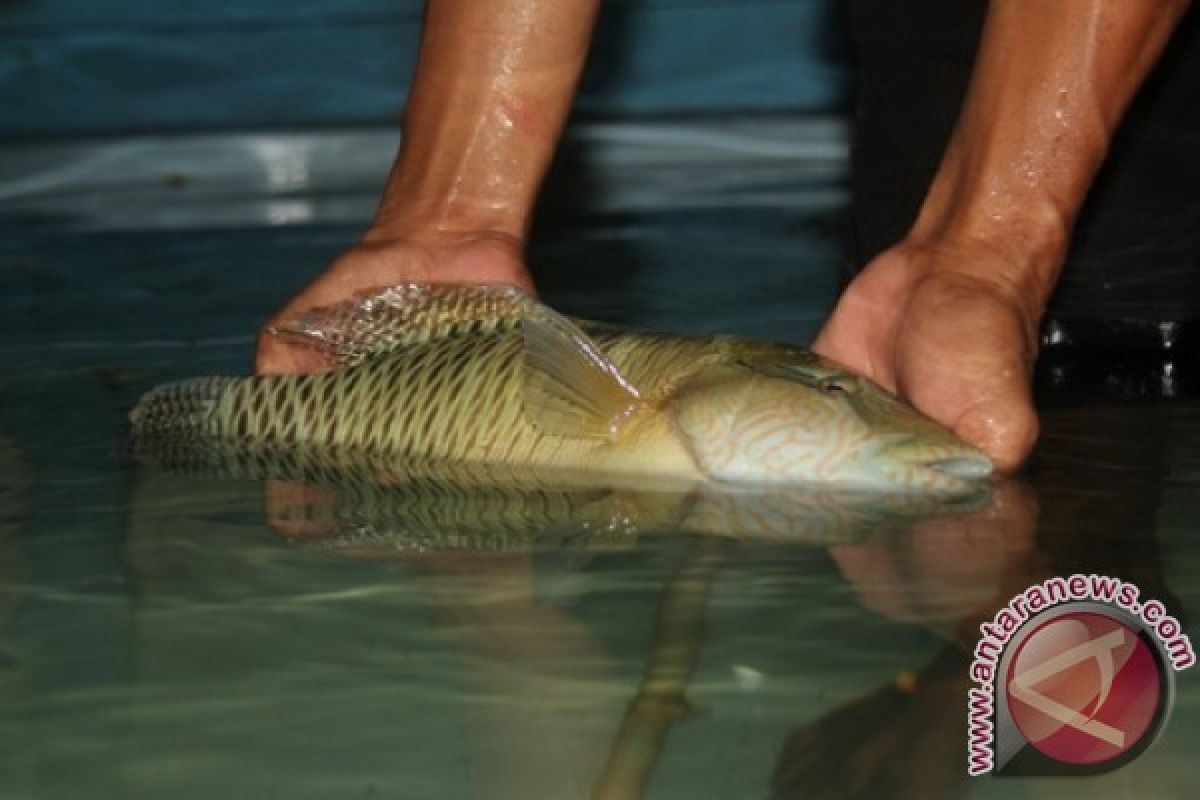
left=669, top=355, right=992, bottom=493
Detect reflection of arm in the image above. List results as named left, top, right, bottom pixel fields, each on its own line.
left=373, top=0, right=603, bottom=244
left=910, top=0, right=1190, bottom=315
left=593, top=540, right=729, bottom=800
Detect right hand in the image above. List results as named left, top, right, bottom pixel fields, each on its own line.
left=814, top=242, right=1042, bottom=471
left=255, top=229, right=534, bottom=375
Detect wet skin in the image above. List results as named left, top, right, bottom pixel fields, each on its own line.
left=256, top=0, right=1190, bottom=472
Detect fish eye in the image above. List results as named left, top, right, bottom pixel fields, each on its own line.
left=818, top=377, right=853, bottom=396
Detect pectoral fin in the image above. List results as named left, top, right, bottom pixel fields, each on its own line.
left=522, top=306, right=645, bottom=440
left=269, top=283, right=534, bottom=366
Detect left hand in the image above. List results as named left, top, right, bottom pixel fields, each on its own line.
left=255, top=229, right=532, bottom=375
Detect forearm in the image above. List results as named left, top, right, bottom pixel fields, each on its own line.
left=372, top=0, right=602, bottom=243
left=910, top=0, right=1190, bottom=312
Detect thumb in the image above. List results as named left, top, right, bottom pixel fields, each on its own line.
left=255, top=326, right=335, bottom=376
left=951, top=383, right=1039, bottom=473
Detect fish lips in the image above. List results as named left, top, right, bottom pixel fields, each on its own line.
left=864, top=435, right=995, bottom=493
left=923, top=453, right=995, bottom=480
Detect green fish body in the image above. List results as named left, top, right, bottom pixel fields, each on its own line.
left=131, top=284, right=991, bottom=493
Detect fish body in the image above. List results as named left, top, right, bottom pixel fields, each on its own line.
left=132, top=284, right=991, bottom=493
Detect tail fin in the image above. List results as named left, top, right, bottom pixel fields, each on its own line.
left=129, top=377, right=234, bottom=469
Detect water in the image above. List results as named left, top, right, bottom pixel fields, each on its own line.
left=2, top=203, right=1199, bottom=799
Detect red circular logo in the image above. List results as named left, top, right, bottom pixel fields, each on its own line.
left=1005, top=612, right=1162, bottom=765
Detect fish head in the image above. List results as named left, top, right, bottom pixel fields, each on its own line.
left=670, top=348, right=993, bottom=492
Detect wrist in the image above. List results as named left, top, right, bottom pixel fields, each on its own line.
left=906, top=223, right=1067, bottom=321
left=371, top=123, right=539, bottom=244
left=905, top=153, right=1073, bottom=318
left=346, top=224, right=533, bottom=292
left=360, top=220, right=526, bottom=256
left=889, top=233, right=1060, bottom=342
left=369, top=189, right=532, bottom=248
left=372, top=0, right=597, bottom=246
left=896, top=0, right=1191, bottom=323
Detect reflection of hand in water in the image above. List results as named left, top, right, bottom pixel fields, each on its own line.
left=263, top=479, right=344, bottom=541
left=778, top=400, right=1184, bottom=797
left=829, top=479, right=1041, bottom=642
left=770, top=481, right=1041, bottom=800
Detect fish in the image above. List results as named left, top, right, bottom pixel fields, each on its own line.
left=130, top=443, right=990, bottom=554
left=130, top=283, right=992, bottom=494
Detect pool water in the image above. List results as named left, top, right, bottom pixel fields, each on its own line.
left=2, top=199, right=1199, bottom=799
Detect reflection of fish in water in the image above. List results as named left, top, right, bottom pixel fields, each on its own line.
left=142, top=447, right=988, bottom=554
left=131, top=283, right=991, bottom=493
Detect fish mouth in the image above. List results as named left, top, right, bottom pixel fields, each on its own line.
left=868, top=435, right=995, bottom=492
left=922, top=452, right=994, bottom=480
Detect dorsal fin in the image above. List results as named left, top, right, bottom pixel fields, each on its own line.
left=522, top=305, right=645, bottom=440
left=268, top=283, right=534, bottom=367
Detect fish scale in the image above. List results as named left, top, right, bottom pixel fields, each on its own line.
left=183, top=327, right=715, bottom=472
left=132, top=283, right=993, bottom=492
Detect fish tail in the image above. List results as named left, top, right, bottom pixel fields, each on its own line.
left=130, top=376, right=231, bottom=438
left=129, top=377, right=234, bottom=468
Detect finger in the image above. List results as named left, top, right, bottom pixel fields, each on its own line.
left=263, top=479, right=342, bottom=539
left=255, top=327, right=311, bottom=375
left=254, top=328, right=291, bottom=375
left=953, top=390, right=1039, bottom=472
left=255, top=324, right=337, bottom=376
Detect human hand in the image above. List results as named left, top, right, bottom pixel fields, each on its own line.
left=813, top=242, right=1041, bottom=471
left=829, top=478, right=1039, bottom=643
left=255, top=230, right=533, bottom=375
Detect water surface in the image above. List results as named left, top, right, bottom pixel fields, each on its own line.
left=2, top=208, right=1198, bottom=799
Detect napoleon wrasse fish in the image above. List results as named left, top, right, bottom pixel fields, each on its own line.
left=130, top=283, right=992, bottom=493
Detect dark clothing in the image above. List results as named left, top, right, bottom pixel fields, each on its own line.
left=846, top=0, right=1200, bottom=324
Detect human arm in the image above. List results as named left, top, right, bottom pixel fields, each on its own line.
left=256, top=0, right=602, bottom=374
left=815, top=0, right=1191, bottom=470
